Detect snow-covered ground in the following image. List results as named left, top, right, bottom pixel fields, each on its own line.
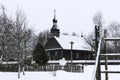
left=0, top=65, right=120, bottom=80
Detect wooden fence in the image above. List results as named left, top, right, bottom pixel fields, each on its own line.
left=0, top=64, right=84, bottom=72
left=26, top=64, right=84, bottom=72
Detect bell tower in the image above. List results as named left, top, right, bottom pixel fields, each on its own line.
left=50, top=10, right=60, bottom=37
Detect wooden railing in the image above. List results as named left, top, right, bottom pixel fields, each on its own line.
left=91, top=29, right=120, bottom=80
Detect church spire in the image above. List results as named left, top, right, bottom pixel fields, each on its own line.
left=53, top=9, right=57, bottom=23
left=51, top=10, right=60, bottom=37
left=54, top=10, right=56, bottom=19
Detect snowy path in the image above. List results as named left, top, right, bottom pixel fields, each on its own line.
left=0, top=65, right=120, bottom=80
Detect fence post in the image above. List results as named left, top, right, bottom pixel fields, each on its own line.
left=104, top=29, right=108, bottom=80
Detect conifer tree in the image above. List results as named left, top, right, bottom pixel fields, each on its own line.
left=33, top=43, right=49, bottom=65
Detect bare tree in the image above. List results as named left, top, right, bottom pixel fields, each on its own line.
left=38, top=30, right=51, bottom=47
left=84, top=11, right=104, bottom=50
left=0, top=5, right=37, bottom=77
left=93, top=11, right=103, bottom=27
left=84, top=32, right=95, bottom=50
left=12, top=9, right=38, bottom=78
left=93, top=11, right=103, bottom=34
left=0, top=8, right=34, bottom=77
left=107, top=22, right=120, bottom=53
left=0, top=5, right=15, bottom=62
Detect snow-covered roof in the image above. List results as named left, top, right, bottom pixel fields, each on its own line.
left=54, top=35, right=92, bottom=51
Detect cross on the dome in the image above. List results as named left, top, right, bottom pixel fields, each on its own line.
left=54, top=9, right=56, bottom=19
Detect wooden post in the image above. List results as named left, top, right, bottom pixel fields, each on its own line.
left=95, top=25, right=98, bottom=58
left=104, top=29, right=108, bottom=80
left=97, top=60, right=101, bottom=80
left=61, top=49, right=63, bottom=58
left=70, top=41, right=74, bottom=72
left=95, top=25, right=101, bottom=80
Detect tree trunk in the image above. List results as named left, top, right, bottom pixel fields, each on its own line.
left=18, top=64, right=20, bottom=78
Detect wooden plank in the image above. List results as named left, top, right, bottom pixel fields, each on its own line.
left=101, top=70, right=120, bottom=73
left=91, top=37, right=102, bottom=80
left=93, top=38, right=120, bottom=41
left=104, top=38, right=120, bottom=41
left=100, top=53, right=120, bottom=57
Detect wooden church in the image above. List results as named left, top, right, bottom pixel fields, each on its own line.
left=45, top=12, right=94, bottom=60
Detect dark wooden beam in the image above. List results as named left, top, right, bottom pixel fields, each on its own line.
left=104, top=38, right=120, bottom=41
left=101, top=70, right=120, bottom=73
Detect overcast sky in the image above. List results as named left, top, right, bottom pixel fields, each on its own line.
left=1, top=0, right=120, bottom=35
